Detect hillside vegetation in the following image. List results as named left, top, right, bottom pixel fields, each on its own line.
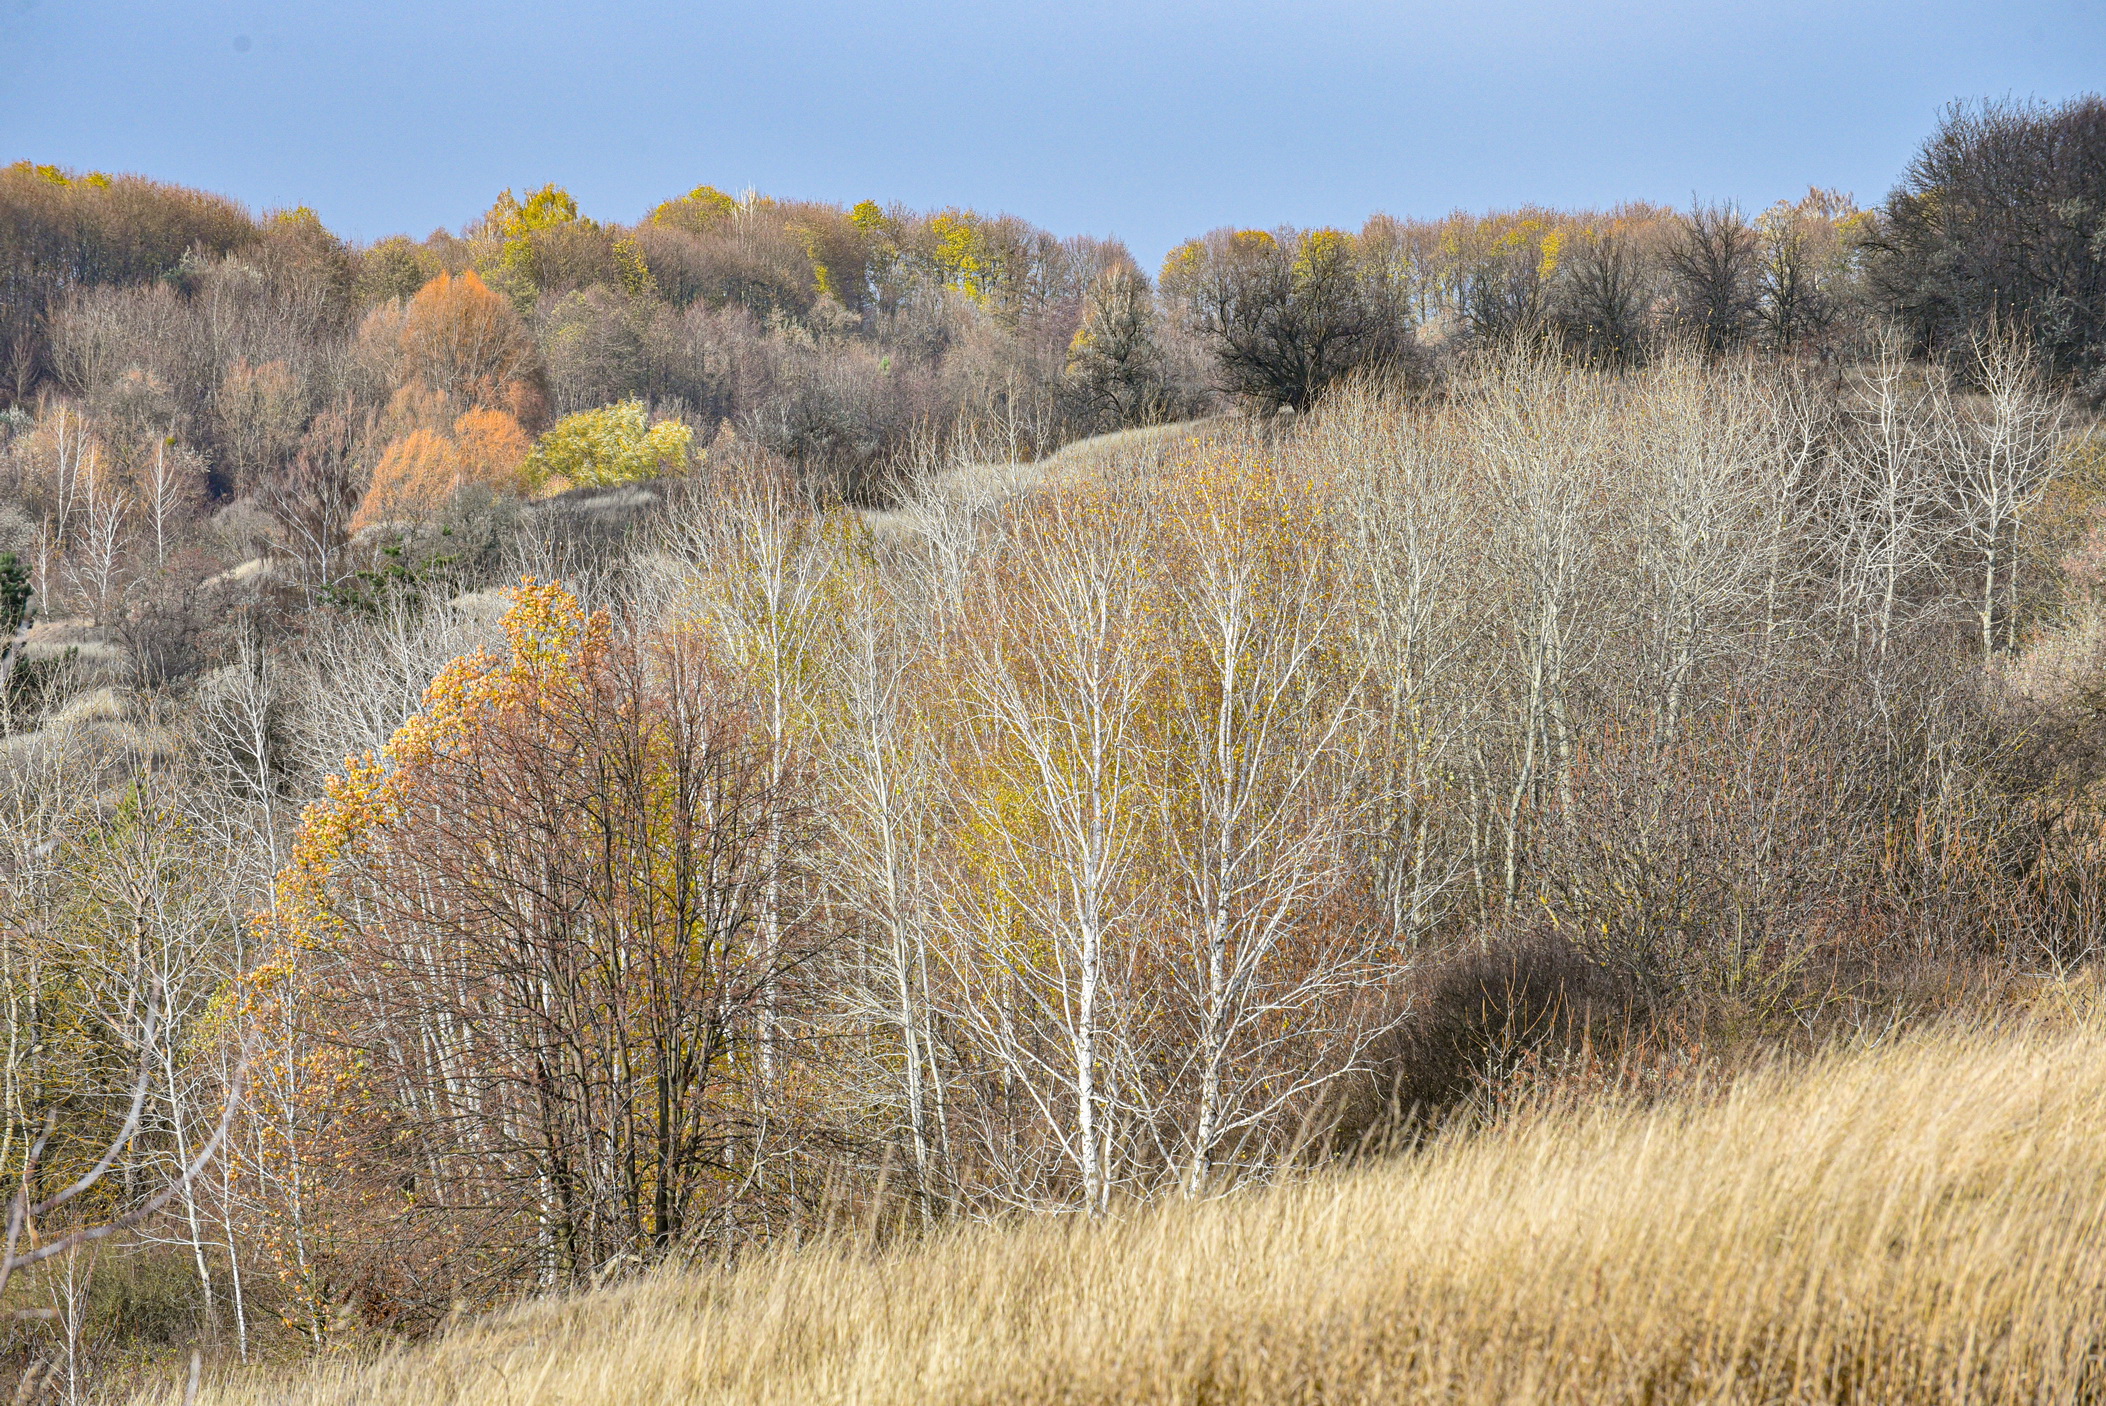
left=9, top=93, right=2106, bottom=1400
left=153, top=1015, right=2106, bottom=1406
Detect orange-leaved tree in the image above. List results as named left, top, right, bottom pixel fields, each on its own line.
left=246, top=580, right=823, bottom=1334
left=397, top=270, right=546, bottom=427
left=351, top=405, right=533, bottom=530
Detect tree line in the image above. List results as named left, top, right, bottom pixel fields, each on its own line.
left=0, top=95, right=2098, bottom=643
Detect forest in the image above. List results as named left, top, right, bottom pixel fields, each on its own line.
left=5, top=93, right=2106, bottom=1403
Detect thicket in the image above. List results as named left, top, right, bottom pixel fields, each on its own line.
left=5, top=92, right=2106, bottom=1399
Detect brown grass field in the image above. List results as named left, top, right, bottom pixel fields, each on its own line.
left=155, top=1010, right=2106, bottom=1405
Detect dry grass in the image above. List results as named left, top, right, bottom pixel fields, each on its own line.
left=161, top=1016, right=2106, bottom=1405
left=860, top=415, right=1242, bottom=540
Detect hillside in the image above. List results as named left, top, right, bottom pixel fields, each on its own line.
left=10, top=94, right=2106, bottom=1401
left=153, top=1010, right=2106, bottom=1406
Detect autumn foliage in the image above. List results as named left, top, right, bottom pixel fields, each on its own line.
left=11, top=107, right=2106, bottom=1394
left=396, top=271, right=545, bottom=426
left=203, top=320, right=2105, bottom=1342
left=350, top=405, right=533, bottom=530
left=242, top=581, right=821, bottom=1328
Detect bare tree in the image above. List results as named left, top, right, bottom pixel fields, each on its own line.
left=286, top=590, right=498, bottom=787
left=1316, top=386, right=1476, bottom=946
left=1754, top=200, right=1842, bottom=356
left=193, top=622, right=293, bottom=871
left=1939, top=323, right=2067, bottom=658
left=141, top=438, right=201, bottom=570
left=1623, top=356, right=1771, bottom=749
left=1152, top=455, right=1383, bottom=1194
left=1162, top=227, right=1409, bottom=414
left=70, top=459, right=132, bottom=627
left=1826, top=330, right=1951, bottom=659
left=1065, top=266, right=1172, bottom=431
left=822, top=588, right=949, bottom=1203
left=942, top=486, right=1157, bottom=1214
left=4, top=998, right=245, bottom=1400
left=1752, top=363, right=1835, bottom=655
left=1666, top=202, right=1760, bottom=357
left=672, top=481, right=843, bottom=1089
left=60, top=785, right=251, bottom=1356
left=255, top=404, right=362, bottom=591
left=1553, top=227, right=1652, bottom=366
left=1474, top=353, right=1610, bottom=905
left=37, top=407, right=90, bottom=569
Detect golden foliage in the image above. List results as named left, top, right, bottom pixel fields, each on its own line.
left=648, top=183, right=739, bottom=232
left=520, top=399, right=692, bottom=492
left=263, top=578, right=599, bottom=948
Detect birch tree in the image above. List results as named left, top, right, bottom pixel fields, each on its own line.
left=1828, top=332, right=1949, bottom=660
left=943, top=486, right=1155, bottom=1214
left=1939, top=324, right=2066, bottom=658
left=1474, top=354, right=1610, bottom=905
left=63, top=785, right=245, bottom=1348
left=1625, top=357, right=1770, bottom=749
left=1310, top=384, right=1476, bottom=945
left=823, top=581, right=949, bottom=1201
left=1152, top=450, right=1383, bottom=1194
left=672, top=483, right=845, bottom=1088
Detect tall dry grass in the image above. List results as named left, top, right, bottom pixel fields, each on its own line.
left=158, top=1012, right=2106, bottom=1405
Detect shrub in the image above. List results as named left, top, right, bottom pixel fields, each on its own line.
left=520, top=398, right=693, bottom=492
left=1328, top=929, right=1636, bottom=1152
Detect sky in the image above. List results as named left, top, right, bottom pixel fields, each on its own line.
left=2, top=0, right=2103, bottom=271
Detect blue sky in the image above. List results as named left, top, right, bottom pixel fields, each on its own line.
left=3, top=0, right=2101, bottom=270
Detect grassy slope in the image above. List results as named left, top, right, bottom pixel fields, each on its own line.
left=168, top=1015, right=2106, bottom=1405
left=858, top=415, right=1243, bottom=540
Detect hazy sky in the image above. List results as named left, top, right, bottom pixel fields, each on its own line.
left=3, top=0, right=2102, bottom=269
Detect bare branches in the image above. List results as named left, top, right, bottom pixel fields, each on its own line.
left=261, top=589, right=825, bottom=1316
left=1664, top=202, right=1760, bottom=357
left=3, top=993, right=249, bottom=1308
left=1939, top=322, right=2068, bottom=657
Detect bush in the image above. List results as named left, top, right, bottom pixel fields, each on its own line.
left=1328, top=929, right=1636, bottom=1152
left=520, top=398, right=693, bottom=491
